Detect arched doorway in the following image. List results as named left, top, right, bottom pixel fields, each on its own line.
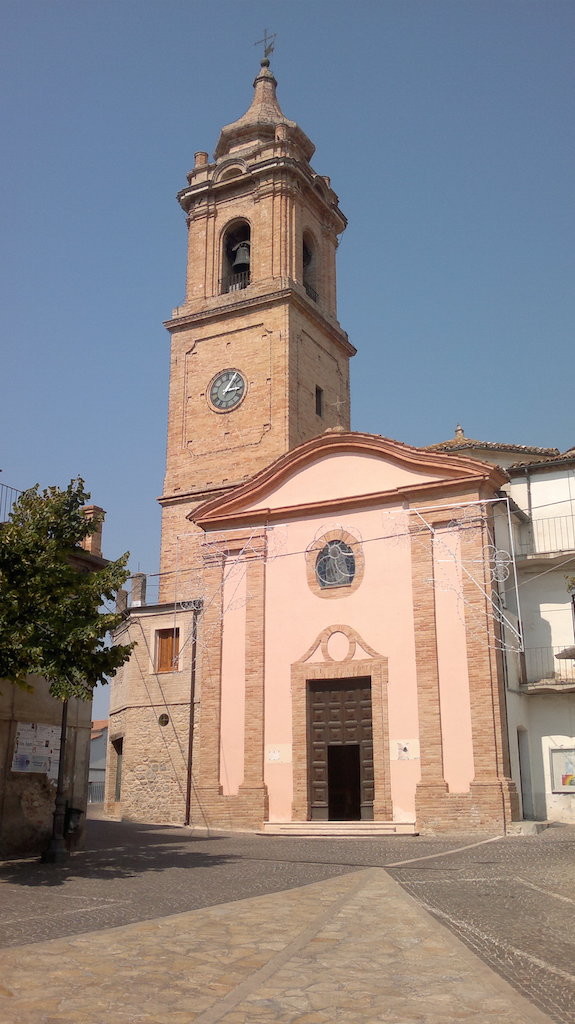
left=291, top=625, right=391, bottom=822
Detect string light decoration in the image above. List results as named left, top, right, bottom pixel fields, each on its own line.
left=125, top=496, right=523, bottom=675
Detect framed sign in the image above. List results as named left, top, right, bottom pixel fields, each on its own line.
left=550, top=748, right=575, bottom=793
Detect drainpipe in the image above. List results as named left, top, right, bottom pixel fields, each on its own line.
left=523, top=466, right=534, bottom=553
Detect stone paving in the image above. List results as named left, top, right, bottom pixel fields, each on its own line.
left=0, top=865, right=555, bottom=1024
left=387, top=826, right=575, bottom=1024
left=0, top=818, right=574, bottom=1023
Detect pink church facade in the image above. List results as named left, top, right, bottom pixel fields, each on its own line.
left=188, top=431, right=519, bottom=834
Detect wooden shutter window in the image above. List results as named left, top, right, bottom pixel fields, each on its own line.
left=156, top=628, right=179, bottom=673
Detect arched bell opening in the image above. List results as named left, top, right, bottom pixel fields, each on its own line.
left=302, top=230, right=318, bottom=303
left=221, top=220, right=251, bottom=293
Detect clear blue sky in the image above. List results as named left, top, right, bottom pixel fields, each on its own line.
left=2, top=1, right=573, bottom=715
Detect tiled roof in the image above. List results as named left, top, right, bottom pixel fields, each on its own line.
left=427, top=437, right=559, bottom=455
left=508, top=453, right=575, bottom=470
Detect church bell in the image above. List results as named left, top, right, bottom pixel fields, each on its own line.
left=231, top=241, right=251, bottom=272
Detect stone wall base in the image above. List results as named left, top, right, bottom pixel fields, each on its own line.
left=415, top=778, right=520, bottom=833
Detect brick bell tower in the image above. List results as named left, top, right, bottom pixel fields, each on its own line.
left=159, top=57, right=355, bottom=591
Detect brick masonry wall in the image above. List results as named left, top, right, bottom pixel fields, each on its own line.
left=159, top=296, right=352, bottom=584
left=159, top=139, right=352, bottom=588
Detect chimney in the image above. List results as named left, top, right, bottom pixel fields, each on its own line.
left=80, top=505, right=105, bottom=557
left=131, top=572, right=147, bottom=608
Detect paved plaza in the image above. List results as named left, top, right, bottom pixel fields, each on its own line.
left=0, top=818, right=573, bottom=1023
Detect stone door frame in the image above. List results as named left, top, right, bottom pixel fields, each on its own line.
left=291, top=625, right=391, bottom=821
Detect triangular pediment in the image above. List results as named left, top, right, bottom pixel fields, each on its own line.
left=193, top=431, right=506, bottom=528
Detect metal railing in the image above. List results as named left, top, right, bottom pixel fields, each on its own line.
left=523, top=646, right=575, bottom=685
left=0, top=482, right=22, bottom=523
left=88, top=780, right=105, bottom=803
left=516, top=514, right=575, bottom=556
left=221, top=271, right=251, bottom=293
left=304, top=280, right=318, bottom=302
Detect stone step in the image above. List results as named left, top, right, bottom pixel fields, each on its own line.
left=260, top=821, right=417, bottom=837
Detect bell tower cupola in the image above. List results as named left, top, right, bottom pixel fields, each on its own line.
left=159, top=58, right=355, bottom=580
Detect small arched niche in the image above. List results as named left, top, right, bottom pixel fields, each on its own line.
left=221, top=219, right=251, bottom=293
left=302, top=230, right=318, bottom=303
left=219, top=165, right=244, bottom=182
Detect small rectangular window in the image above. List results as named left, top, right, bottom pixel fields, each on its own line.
left=315, top=386, right=324, bottom=417
left=155, top=628, right=180, bottom=673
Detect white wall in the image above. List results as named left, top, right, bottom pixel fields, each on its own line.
left=503, top=462, right=575, bottom=822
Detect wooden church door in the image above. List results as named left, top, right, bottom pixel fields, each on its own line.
left=307, top=678, right=374, bottom=820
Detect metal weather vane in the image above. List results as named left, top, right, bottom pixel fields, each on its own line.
left=255, top=29, right=276, bottom=59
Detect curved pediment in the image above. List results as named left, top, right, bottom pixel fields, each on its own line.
left=193, top=431, right=506, bottom=527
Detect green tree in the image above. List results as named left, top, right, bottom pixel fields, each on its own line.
left=0, top=478, right=134, bottom=697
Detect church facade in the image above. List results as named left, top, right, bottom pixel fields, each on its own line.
left=106, top=60, right=520, bottom=834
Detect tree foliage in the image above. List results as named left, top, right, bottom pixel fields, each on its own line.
left=0, top=478, right=134, bottom=699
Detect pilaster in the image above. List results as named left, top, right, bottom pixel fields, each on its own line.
left=190, top=551, right=225, bottom=820
left=410, top=524, right=449, bottom=815
left=237, top=535, right=269, bottom=824
left=459, top=514, right=519, bottom=824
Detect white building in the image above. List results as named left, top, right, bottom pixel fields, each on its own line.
left=430, top=429, right=575, bottom=824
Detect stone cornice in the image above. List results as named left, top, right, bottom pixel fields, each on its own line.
left=157, top=484, right=234, bottom=508
left=164, top=285, right=356, bottom=357
left=192, top=477, right=496, bottom=530
left=178, top=156, right=346, bottom=231
left=192, top=432, right=507, bottom=528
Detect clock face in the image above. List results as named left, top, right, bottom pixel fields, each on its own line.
left=208, top=369, right=246, bottom=411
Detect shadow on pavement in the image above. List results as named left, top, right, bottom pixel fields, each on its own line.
left=0, top=818, right=237, bottom=887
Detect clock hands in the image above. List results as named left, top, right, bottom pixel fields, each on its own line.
left=222, top=372, right=242, bottom=395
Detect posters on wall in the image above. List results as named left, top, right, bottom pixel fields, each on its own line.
left=11, top=722, right=61, bottom=780
left=550, top=747, right=575, bottom=793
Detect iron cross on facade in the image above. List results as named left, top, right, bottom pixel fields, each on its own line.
left=255, top=29, right=276, bottom=59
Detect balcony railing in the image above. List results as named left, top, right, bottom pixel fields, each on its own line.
left=516, top=514, right=575, bottom=557
left=88, top=780, right=105, bottom=803
left=523, top=646, right=575, bottom=686
left=304, top=281, right=318, bottom=303
left=221, top=271, right=251, bottom=294
left=0, top=482, right=22, bottom=523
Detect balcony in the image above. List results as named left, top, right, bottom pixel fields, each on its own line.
left=521, top=645, right=575, bottom=692
left=515, top=514, right=575, bottom=559
left=0, top=482, right=22, bottom=523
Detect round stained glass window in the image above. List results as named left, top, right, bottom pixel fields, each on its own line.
left=315, top=540, right=356, bottom=588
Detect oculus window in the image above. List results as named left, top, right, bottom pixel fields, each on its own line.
left=306, top=529, right=364, bottom=599
left=316, top=540, right=356, bottom=589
